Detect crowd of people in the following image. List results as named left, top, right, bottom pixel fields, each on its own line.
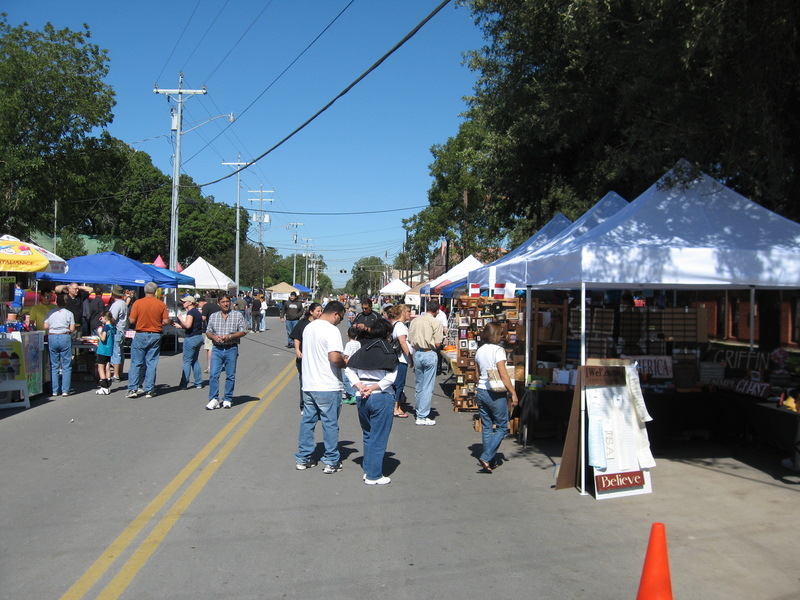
left=22, top=283, right=518, bottom=486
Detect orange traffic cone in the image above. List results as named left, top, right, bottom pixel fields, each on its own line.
left=636, top=522, right=673, bottom=600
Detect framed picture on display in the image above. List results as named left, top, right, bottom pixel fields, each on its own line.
left=459, top=339, right=468, bottom=349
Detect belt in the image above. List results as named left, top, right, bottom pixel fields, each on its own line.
left=214, top=343, right=237, bottom=349
left=136, top=331, right=162, bottom=334
left=414, top=348, right=435, bottom=352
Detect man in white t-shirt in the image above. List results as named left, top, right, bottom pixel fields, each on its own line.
left=295, top=301, right=347, bottom=473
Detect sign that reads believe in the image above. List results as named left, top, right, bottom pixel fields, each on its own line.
left=596, top=470, right=646, bottom=494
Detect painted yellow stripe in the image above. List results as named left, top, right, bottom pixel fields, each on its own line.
left=59, top=359, right=297, bottom=600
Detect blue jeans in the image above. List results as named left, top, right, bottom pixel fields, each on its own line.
left=48, top=334, right=72, bottom=395
left=357, top=390, right=395, bottom=479
left=111, top=328, right=126, bottom=365
left=393, top=362, right=408, bottom=403
left=285, top=319, right=299, bottom=345
left=128, top=332, right=161, bottom=393
left=413, top=350, right=438, bottom=419
left=476, top=387, right=510, bottom=463
left=296, top=390, right=341, bottom=466
left=180, top=334, right=204, bottom=387
left=208, top=345, right=239, bottom=402
left=342, top=372, right=356, bottom=398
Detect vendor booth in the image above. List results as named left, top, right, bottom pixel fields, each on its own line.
left=451, top=161, right=800, bottom=494
left=180, top=257, right=235, bottom=291
left=0, top=236, right=68, bottom=409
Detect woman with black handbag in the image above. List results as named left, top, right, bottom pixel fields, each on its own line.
left=474, top=321, right=518, bottom=472
left=345, top=318, right=399, bottom=485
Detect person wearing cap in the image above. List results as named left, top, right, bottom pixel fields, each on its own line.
left=174, top=294, right=204, bottom=389
left=108, top=285, right=129, bottom=381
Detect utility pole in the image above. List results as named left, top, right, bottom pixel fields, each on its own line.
left=154, top=74, right=207, bottom=271
left=247, top=186, right=274, bottom=250
left=222, top=155, right=248, bottom=291
left=301, top=239, right=314, bottom=287
left=287, top=222, right=303, bottom=285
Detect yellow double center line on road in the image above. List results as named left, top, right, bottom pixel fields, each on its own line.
left=60, top=359, right=297, bottom=600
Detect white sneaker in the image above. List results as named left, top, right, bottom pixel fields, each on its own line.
left=222, top=400, right=232, bottom=409
left=206, top=398, right=220, bottom=410
left=364, top=476, right=391, bottom=485
left=415, top=417, right=436, bottom=426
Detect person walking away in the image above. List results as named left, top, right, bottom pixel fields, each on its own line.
left=108, top=286, right=128, bottom=381
left=43, top=294, right=76, bottom=396
left=295, top=301, right=346, bottom=473
left=201, top=294, right=221, bottom=373
left=345, top=318, right=399, bottom=485
left=280, top=291, right=304, bottom=348
left=175, top=294, right=204, bottom=389
left=54, top=282, right=92, bottom=335
left=388, top=304, right=413, bottom=417
left=94, top=311, right=116, bottom=394
left=126, top=282, right=168, bottom=399
left=341, top=326, right=361, bottom=404
left=10, top=281, right=25, bottom=311
left=250, top=294, right=262, bottom=332
left=408, top=304, right=445, bottom=425
left=289, top=302, right=322, bottom=411
left=353, top=297, right=378, bottom=341
left=205, top=294, right=248, bottom=410
left=474, top=322, right=518, bottom=471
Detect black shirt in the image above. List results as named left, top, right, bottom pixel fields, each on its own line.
left=61, top=290, right=90, bottom=325
left=353, top=310, right=378, bottom=340
left=201, top=302, right=221, bottom=333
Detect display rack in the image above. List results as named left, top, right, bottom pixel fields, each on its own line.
left=451, top=296, right=523, bottom=411
left=531, top=299, right=570, bottom=379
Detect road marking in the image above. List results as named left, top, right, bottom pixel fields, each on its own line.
left=59, top=359, right=297, bottom=600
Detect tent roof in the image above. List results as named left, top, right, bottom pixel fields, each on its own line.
left=293, top=283, right=311, bottom=293
left=467, top=213, right=572, bottom=287
left=267, top=282, right=299, bottom=293
left=36, top=251, right=185, bottom=287
left=404, top=281, right=427, bottom=295
left=528, top=161, right=800, bottom=289
left=380, top=278, right=411, bottom=294
left=423, top=255, right=485, bottom=295
left=144, top=264, right=195, bottom=287
left=181, top=257, right=235, bottom=290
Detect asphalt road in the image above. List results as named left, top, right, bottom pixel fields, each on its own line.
left=1, top=317, right=798, bottom=599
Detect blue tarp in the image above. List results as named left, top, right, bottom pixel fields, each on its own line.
left=146, top=265, right=196, bottom=287
left=293, top=283, right=311, bottom=293
left=36, top=251, right=190, bottom=288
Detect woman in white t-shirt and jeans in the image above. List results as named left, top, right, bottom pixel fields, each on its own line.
left=474, top=321, right=518, bottom=472
left=388, top=304, right=413, bottom=418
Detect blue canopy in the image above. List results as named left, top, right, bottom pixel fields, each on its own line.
left=293, top=283, right=311, bottom=293
left=145, top=265, right=196, bottom=287
left=36, top=251, right=188, bottom=287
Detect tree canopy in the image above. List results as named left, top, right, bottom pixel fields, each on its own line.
left=406, top=0, right=800, bottom=260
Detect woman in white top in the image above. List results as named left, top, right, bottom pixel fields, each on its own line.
left=474, top=321, right=518, bottom=472
left=345, top=318, right=399, bottom=485
left=387, top=304, right=413, bottom=418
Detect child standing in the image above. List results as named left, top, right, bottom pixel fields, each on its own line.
left=341, top=326, right=361, bottom=404
left=95, top=311, right=116, bottom=394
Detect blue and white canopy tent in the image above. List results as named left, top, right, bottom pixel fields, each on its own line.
left=36, top=251, right=190, bottom=288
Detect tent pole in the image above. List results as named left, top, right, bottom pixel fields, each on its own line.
left=525, top=286, right=532, bottom=384
left=579, top=282, right=587, bottom=495
left=749, top=287, right=755, bottom=350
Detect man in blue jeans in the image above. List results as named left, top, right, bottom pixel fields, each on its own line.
left=126, top=282, right=169, bottom=399
left=205, top=294, right=248, bottom=410
left=280, top=291, right=304, bottom=348
left=408, top=305, right=445, bottom=425
left=295, top=301, right=346, bottom=473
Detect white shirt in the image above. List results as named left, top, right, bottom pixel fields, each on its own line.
left=392, top=321, right=411, bottom=364
left=436, top=310, right=448, bottom=332
left=475, top=343, right=507, bottom=390
left=301, top=319, right=344, bottom=391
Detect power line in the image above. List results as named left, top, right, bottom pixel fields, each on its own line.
left=179, top=1, right=231, bottom=74
left=198, top=0, right=453, bottom=188
left=268, top=205, right=426, bottom=216
left=154, top=0, right=202, bottom=85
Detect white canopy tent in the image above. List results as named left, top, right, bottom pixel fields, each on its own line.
left=525, top=163, right=800, bottom=290
left=181, top=257, right=235, bottom=290
left=467, top=213, right=572, bottom=288
left=421, top=255, right=485, bottom=295
left=380, top=278, right=411, bottom=295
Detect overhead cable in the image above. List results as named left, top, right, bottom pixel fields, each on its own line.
left=198, top=0, right=453, bottom=188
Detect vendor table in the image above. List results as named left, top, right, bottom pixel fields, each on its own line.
left=0, top=330, right=45, bottom=409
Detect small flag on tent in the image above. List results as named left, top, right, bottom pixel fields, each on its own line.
left=153, top=255, right=167, bottom=268
left=176, top=262, right=183, bottom=273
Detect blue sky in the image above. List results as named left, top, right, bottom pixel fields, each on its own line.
left=8, top=1, right=485, bottom=288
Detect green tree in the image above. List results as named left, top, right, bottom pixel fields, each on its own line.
left=456, top=0, right=800, bottom=234
left=57, top=227, right=87, bottom=260
left=0, top=16, right=115, bottom=237
left=346, top=256, right=387, bottom=298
